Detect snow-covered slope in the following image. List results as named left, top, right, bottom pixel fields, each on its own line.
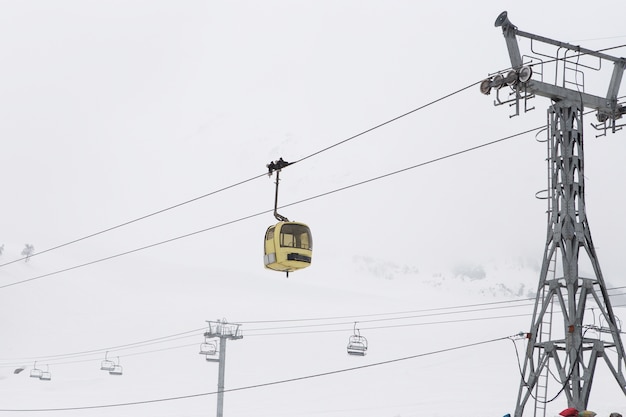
left=0, top=242, right=624, bottom=417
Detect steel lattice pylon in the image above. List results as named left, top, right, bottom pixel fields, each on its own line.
left=480, top=11, right=626, bottom=417
left=514, top=103, right=626, bottom=416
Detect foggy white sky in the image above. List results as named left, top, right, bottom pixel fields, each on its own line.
left=0, top=0, right=625, bottom=276
left=0, top=2, right=625, bottom=415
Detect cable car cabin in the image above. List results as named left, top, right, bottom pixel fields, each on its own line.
left=347, top=335, right=368, bottom=356
left=264, top=222, right=312, bottom=273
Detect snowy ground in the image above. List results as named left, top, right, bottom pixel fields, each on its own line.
left=0, top=243, right=624, bottom=417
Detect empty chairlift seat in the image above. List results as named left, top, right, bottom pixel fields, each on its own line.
left=100, top=352, right=116, bottom=371
left=109, top=364, right=123, bottom=375
left=199, top=341, right=217, bottom=356
left=347, top=334, right=368, bottom=356
left=39, top=369, right=52, bottom=381
left=108, top=357, right=123, bottom=376
left=30, top=362, right=43, bottom=378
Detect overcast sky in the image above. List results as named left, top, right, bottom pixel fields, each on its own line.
left=0, top=0, right=625, bottom=277
left=1, top=1, right=626, bottom=416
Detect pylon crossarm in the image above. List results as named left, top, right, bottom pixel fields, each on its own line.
left=489, top=11, right=626, bottom=121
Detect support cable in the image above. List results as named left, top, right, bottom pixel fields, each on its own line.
left=0, top=125, right=543, bottom=291
left=3, top=290, right=625, bottom=367
left=0, top=81, right=478, bottom=267
left=0, top=335, right=515, bottom=413
left=1, top=44, right=622, bottom=268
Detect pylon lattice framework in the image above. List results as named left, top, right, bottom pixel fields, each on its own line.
left=480, top=11, right=626, bottom=417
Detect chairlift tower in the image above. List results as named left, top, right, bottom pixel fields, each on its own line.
left=203, top=319, right=243, bottom=417
left=480, top=11, right=626, bottom=417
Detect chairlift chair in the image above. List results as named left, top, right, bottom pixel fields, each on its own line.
left=30, top=362, right=43, bottom=378
left=199, top=340, right=217, bottom=356
left=109, top=365, right=123, bottom=375
left=109, top=357, right=123, bottom=375
left=347, top=335, right=368, bottom=356
left=346, top=323, right=368, bottom=356
left=100, top=351, right=115, bottom=371
left=203, top=343, right=220, bottom=362
left=39, top=369, right=52, bottom=381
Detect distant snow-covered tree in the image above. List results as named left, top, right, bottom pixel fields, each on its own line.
left=0, top=244, right=4, bottom=256
left=21, top=244, right=34, bottom=262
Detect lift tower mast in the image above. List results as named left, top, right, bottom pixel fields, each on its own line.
left=480, top=11, right=626, bottom=417
left=203, top=319, right=243, bottom=417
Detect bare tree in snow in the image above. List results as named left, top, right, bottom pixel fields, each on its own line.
left=21, top=244, right=34, bottom=262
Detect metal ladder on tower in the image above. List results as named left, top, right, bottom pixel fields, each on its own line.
left=533, top=130, right=557, bottom=417
left=534, top=267, right=556, bottom=417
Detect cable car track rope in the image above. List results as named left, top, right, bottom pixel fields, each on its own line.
left=0, top=125, right=543, bottom=291
left=3, top=288, right=625, bottom=367
left=0, top=334, right=516, bottom=413
left=0, top=78, right=501, bottom=268
left=0, top=43, right=622, bottom=268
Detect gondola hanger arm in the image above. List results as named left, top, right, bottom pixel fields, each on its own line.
left=266, top=158, right=291, bottom=222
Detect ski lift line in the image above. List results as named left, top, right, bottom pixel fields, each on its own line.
left=245, top=312, right=533, bottom=337
left=0, top=126, right=542, bottom=292
left=241, top=287, right=626, bottom=330
left=0, top=328, right=206, bottom=364
left=2, top=293, right=622, bottom=365
left=0, top=342, right=202, bottom=370
left=0, top=305, right=535, bottom=367
left=0, top=341, right=200, bottom=369
left=2, top=291, right=622, bottom=366
left=1, top=295, right=617, bottom=368
left=0, top=174, right=269, bottom=268
left=243, top=303, right=537, bottom=333
left=0, top=309, right=523, bottom=366
left=0, top=297, right=537, bottom=364
left=0, top=300, right=539, bottom=365
left=236, top=297, right=537, bottom=324
left=0, top=334, right=515, bottom=413
left=0, top=309, right=534, bottom=368
left=0, top=309, right=537, bottom=368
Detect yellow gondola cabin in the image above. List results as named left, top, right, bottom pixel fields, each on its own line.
left=264, top=221, right=312, bottom=273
